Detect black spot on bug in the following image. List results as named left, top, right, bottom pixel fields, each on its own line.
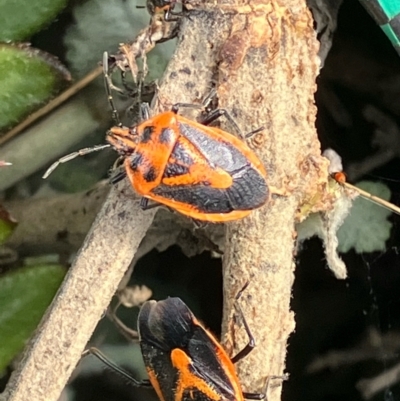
left=130, top=152, right=144, bottom=171
left=169, top=71, right=178, bottom=79
left=185, top=82, right=195, bottom=90
left=159, top=128, right=173, bottom=144
left=164, top=162, right=190, bottom=178
left=144, top=166, right=158, bottom=182
left=141, top=126, right=155, bottom=143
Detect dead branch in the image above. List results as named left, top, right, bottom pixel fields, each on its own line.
left=3, top=183, right=224, bottom=260
left=357, top=362, right=400, bottom=399
left=217, top=2, right=327, bottom=401
left=347, top=105, right=400, bottom=181
left=307, top=327, right=400, bottom=373
left=2, top=181, right=157, bottom=401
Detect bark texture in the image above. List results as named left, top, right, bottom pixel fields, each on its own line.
left=215, top=2, right=326, bottom=401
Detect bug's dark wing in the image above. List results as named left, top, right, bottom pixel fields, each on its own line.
left=185, top=326, right=239, bottom=400
left=178, top=122, right=248, bottom=172
left=177, top=123, right=268, bottom=209
left=138, top=298, right=194, bottom=350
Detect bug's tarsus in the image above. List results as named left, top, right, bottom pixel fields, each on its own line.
left=243, top=391, right=266, bottom=400
left=245, top=126, right=265, bottom=138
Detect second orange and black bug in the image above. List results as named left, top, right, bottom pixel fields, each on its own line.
left=137, top=296, right=268, bottom=401
left=84, top=286, right=279, bottom=401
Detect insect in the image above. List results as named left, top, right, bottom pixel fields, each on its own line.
left=44, top=58, right=269, bottom=222
left=146, top=0, right=178, bottom=17
left=84, top=285, right=283, bottom=401
left=106, top=101, right=269, bottom=222
left=146, top=0, right=194, bottom=19
left=331, top=171, right=400, bottom=215
left=323, top=148, right=400, bottom=216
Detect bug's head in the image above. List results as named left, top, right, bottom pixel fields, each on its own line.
left=107, top=126, right=139, bottom=156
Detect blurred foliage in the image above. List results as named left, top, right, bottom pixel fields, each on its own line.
left=0, top=265, right=65, bottom=372
left=0, top=44, right=70, bottom=131
left=338, top=181, right=393, bottom=253
left=0, top=0, right=67, bottom=42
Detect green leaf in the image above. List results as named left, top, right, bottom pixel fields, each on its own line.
left=0, top=265, right=65, bottom=371
left=0, top=0, right=68, bottom=42
left=337, top=181, right=393, bottom=253
left=0, top=44, right=70, bottom=131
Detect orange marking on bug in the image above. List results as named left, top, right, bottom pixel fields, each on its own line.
left=170, top=348, right=221, bottom=401
left=147, top=369, right=167, bottom=401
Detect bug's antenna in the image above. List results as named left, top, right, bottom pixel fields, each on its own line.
left=42, top=144, right=111, bottom=179
left=103, top=52, right=122, bottom=127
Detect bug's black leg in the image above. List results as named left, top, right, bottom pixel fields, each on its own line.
left=201, top=108, right=264, bottom=140
left=106, top=299, right=140, bottom=341
left=110, top=171, right=127, bottom=185
left=230, top=282, right=255, bottom=364
left=82, top=347, right=152, bottom=388
left=140, top=197, right=160, bottom=210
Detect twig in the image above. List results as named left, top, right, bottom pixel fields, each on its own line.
left=0, top=66, right=103, bottom=146
left=217, top=2, right=326, bottom=401
left=307, top=327, right=400, bottom=373
left=357, top=362, right=400, bottom=399
left=4, top=183, right=223, bottom=259
left=347, top=105, right=400, bottom=181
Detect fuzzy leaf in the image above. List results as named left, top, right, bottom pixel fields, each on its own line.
left=0, top=44, right=70, bottom=131
left=337, top=181, right=393, bottom=253
left=0, top=0, right=68, bottom=42
left=0, top=265, right=65, bottom=371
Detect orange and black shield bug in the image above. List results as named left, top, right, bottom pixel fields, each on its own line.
left=107, top=103, right=269, bottom=222
left=83, top=287, right=281, bottom=401
left=137, top=296, right=267, bottom=401
left=44, top=55, right=269, bottom=222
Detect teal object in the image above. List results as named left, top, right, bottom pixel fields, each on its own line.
left=359, top=0, right=400, bottom=55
